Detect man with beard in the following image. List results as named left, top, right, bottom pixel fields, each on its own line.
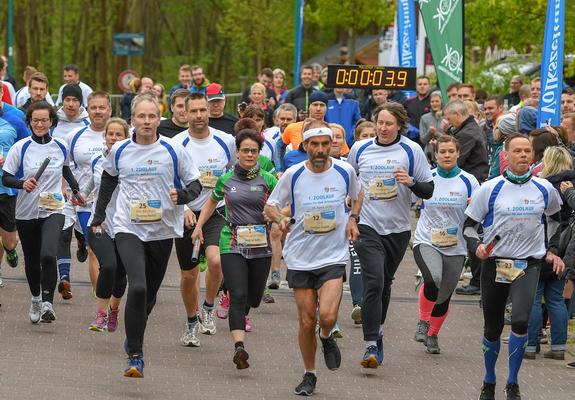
left=265, top=119, right=361, bottom=396
left=19, top=72, right=50, bottom=113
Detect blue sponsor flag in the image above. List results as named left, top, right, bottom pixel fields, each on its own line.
left=397, top=0, right=417, bottom=98
left=537, top=0, right=565, bottom=127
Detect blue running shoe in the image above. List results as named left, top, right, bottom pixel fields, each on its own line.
left=124, top=355, right=144, bottom=378
left=361, top=345, right=379, bottom=369
left=376, top=336, right=384, bottom=364
left=5, top=247, right=18, bottom=268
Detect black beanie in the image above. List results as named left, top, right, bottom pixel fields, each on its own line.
left=62, top=83, right=83, bottom=104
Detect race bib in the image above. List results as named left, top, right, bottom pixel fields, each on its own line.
left=38, top=192, right=65, bottom=211
left=236, top=225, right=268, bottom=248
left=368, top=177, right=397, bottom=201
left=431, top=227, right=458, bottom=248
left=130, top=199, right=162, bottom=224
left=495, top=259, right=527, bottom=284
left=303, top=210, right=336, bottom=234
left=199, top=169, right=223, bottom=189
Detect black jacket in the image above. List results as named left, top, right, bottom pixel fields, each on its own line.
left=450, top=116, right=489, bottom=182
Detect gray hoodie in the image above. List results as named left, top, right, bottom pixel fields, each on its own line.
left=52, top=107, right=90, bottom=139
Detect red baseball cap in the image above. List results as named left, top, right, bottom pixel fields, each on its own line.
left=206, top=83, right=225, bottom=101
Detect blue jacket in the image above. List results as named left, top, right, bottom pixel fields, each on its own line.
left=0, top=103, right=31, bottom=195
left=325, top=98, right=361, bottom=147
left=282, top=148, right=307, bottom=172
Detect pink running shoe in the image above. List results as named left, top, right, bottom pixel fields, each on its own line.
left=107, top=307, right=120, bottom=333
left=216, top=292, right=230, bottom=320
left=245, top=316, right=252, bottom=332
left=89, top=310, right=107, bottom=332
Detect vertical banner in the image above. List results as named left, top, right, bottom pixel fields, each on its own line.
left=537, top=0, right=565, bottom=127
left=293, top=0, right=305, bottom=87
left=397, top=0, right=417, bottom=97
left=397, top=0, right=417, bottom=69
left=419, top=0, right=464, bottom=100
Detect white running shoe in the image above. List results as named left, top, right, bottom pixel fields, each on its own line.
left=198, top=307, right=216, bottom=335
left=180, top=323, right=201, bottom=347
left=29, top=298, right=42, bottom=323
left=40, top=302, right=56, bottom=323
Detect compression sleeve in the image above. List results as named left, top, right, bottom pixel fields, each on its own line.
left=91, top=171, right=118, bottom=226
left=62, top=165, right=80, bottom=192
left=463, top=217, right=481, bottom=253
left=1, top=171, right=24, bottom=189
left=409, top=180, right=434, bottom=199
left=176, top=180, right=203, bottom=205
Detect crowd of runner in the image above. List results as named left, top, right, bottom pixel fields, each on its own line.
left=1, top=57, right=575, bottom=399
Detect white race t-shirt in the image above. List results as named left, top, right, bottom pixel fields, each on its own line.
left=87, top=152, right=119, bottom=238
left=267, top=158, right=360, bottom=271
left=3, top=137, right=70, bottom=220
left=14, top=86, right=55, bottom=108
left=261, top=127, right=280, bottom=161
left=171, top=127, right=236, bottom=211
left=465, top=175, right=562, bottom=259
left=413, top=168, right=480, bottom=256
left=347, top=136, right=433, bottom=235
left=66, top=126, right=107, bottom=212
left=103, top=136, right=200, bottom=241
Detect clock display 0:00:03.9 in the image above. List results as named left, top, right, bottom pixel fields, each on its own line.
left=334, top=68, right=408, bottom=88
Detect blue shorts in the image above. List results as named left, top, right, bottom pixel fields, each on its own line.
left=77, top=211, right=92, bottom=243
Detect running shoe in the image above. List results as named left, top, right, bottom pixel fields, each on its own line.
left=29, top=298, right=42, bottom=324
left=5, top=247, right=18, bottom=268
left=320, top=334, right=341, bottom=370
left=425, top=334, right=440, bottom=354
left=376, top=335, right=384, bottom=364
left=268, top=270, right=281, bottom=289
left=414, top=320, right=430, bottom=342
left=0, top=269, right=4, bottom=288
left=107, top=307, right=120, bottom=332
left=58, top=279, right=73, bottom=300
left=89, top=310, right=107, bottom=332
left=76, top=242, right=88, bottom=263
left=567, top=361, right=575, bottom=369
left=361, top=345, right=379, bottom=369
left=543, top=349, right=565, bottom=360
left=351, top=305, right=362, bottom=324
left=293, top=372, right=316, bottom=396
left=245, top=316, right=252, bottom=332
left=478, top=382, right=496, bottom=400
left=262, top=287, right=275, bottom=304
left=198, top=306, right=216, bottom=335
left=331, top=322, right=342, bottom=338
left=180, top=323, right=201, bottom=347
left=233, top=346, right=250, bottom=369
left=216, top=292, right=230, bottom=320
left=40, top=302, right=56, bottom=323
left=504, top=383, right=521, bottom=400
left=124, top=355, right=144, bottom=378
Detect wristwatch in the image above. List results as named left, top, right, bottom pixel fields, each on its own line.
left=349, top=213, right=360, bottom=223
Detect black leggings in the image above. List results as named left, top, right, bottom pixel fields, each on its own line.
left=87, top=230, right=127, bottom=300
left=355, top=225, right=410, bottom=341
left=115, top=233, right=173, bottom=356
left=481, top=258, right=541, bottom=341
left=17, top=214, right=65, bottom=303
left=221, top=253, right=271, bottom=331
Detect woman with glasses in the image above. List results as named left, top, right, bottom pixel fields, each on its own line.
left=2, top=101, right=80, bottom=323
left=192, top=128, right=277, bottom=370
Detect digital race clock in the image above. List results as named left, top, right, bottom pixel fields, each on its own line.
left=326, top=65, right=417, bottom=90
